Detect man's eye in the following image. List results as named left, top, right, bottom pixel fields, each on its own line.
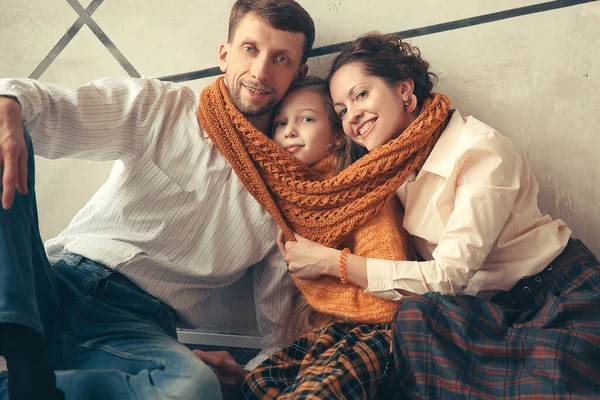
left=276, top=56, right=288, bottom=63
left=243, top=46, right=254, bottom=52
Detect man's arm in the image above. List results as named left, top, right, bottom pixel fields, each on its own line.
left=0, top=76, right=189, bottom=208
left=0, top=76, right=188, bottom=161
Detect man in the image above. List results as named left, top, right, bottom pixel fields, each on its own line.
left=0, top=0, right=314, bottom=399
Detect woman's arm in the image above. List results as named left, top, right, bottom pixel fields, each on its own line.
left=279, top=132, right=525, bottom=300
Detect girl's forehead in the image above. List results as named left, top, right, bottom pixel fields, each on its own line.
left=281, top=89, right=328, bottom=112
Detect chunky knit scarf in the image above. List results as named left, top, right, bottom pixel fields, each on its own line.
left=197, top=77, right=450, bottom=323
left=198, top=77, right=450, bottom=246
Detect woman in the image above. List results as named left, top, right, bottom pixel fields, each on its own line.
left=276, top=33, right=600, bottom=398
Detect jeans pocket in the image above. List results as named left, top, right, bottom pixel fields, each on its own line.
left=50, top=253, right=83, bottom=269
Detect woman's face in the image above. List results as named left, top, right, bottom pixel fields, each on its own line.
left=329, top=62, right=414, bottom=151
left=272, top=88, right=340, bottom=166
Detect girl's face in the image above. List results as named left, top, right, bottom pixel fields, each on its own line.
left=273, top=88, right=341, bottom=166
left=329, top=62, right=414, bottom=151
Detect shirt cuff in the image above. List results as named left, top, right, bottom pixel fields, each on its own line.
left=0, top=86, right=27, bottom=120
left=365, top=258, right=403, bottom=301
left=244, top=345, right=279, bottom=370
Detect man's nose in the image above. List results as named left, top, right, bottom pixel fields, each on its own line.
left=250, top=53, right=271, bottom=83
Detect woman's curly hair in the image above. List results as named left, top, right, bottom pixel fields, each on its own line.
left=328, top=32, right=437, bottom=109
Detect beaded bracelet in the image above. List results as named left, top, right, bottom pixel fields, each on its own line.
left=339, top=248, right=351, bottom=284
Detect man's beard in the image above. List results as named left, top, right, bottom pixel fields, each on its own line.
left=227, top=78, right=278, bottom=117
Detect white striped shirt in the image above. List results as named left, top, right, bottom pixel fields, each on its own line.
left=0, top=76, right=292, bottom=356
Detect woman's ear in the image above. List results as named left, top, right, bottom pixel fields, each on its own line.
left=397, top=79, right=418, bottom=113
left=396, top=78, right=415, bottom=99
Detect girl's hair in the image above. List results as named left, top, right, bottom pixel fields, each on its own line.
left=328, top=32, right=438, bottom=110
left=271, top=75, right=356, bottom=173
left=272, top=76, right=366, bottom=345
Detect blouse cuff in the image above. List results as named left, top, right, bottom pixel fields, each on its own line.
left=365, top=258, right=403, bottom=301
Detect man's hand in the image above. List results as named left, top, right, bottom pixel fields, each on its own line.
left=277, top=231, right=340, bottom=279
left=0, top=96, right=27, bottom=209
left=194, top=349, right=248, bottom=400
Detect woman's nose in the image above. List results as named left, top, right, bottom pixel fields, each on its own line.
left=349, top=108, right=363, bottom=124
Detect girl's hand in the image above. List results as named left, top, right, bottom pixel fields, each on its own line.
left=277, top=231, right=340, bottom=279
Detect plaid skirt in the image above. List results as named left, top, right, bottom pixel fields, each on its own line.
left=391, top=254, right=600, bottom=399
left=241, top=322, right=394, bottom=399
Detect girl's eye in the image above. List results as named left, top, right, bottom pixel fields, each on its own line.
left=301, top=117, right=313, bottom=122
left=275, top=121, right=287, bottom=128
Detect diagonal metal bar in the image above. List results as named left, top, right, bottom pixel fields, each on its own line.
left=65, top=0, right=141, bottom=78
left=29, top=0, right=104, bottom=79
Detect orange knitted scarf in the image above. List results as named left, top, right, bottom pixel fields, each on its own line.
left=197, top=77, right=450, bottom=248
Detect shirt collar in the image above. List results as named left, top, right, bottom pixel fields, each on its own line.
left=419, top=109, right=465, bottom=179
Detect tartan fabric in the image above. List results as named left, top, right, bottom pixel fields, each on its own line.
left=391, top=256, right=600, bottom=399
left=242, top=322, right=394, bottom=399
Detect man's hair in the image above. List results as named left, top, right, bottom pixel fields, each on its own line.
left=228, top=0, right=315, bottom=64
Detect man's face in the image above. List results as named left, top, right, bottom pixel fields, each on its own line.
left=219, top=13, right=308, bottom=117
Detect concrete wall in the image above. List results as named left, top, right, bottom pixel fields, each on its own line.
left=1, top=0, right=598, bottom=339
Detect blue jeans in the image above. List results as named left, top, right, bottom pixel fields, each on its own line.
left=0, top=129, right=222, bottom=399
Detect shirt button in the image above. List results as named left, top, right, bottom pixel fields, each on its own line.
left=379, top=283, right=385, bottom=289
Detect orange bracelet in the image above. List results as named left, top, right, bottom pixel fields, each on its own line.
left=339, top=248, right=351, bottom=284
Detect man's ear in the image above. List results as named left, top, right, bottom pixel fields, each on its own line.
left=218, top=43, right=229, bottom=73
left=297, top=64, right=308, bottom=79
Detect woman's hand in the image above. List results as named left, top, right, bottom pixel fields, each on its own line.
left=277, top=231, right=341, bottom=279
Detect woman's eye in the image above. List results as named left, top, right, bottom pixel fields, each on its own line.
left=337, top=108, right=347, bottom=118
left=356, top=90, right=367, bottom=99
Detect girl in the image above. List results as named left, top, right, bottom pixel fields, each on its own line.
left=244, top=75, right=415, bottom=399
left=276, top=33, right=600, bottom=398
